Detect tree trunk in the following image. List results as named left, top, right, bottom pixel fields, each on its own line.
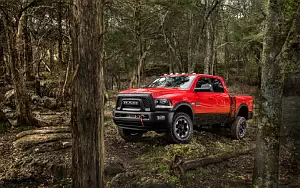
left=99, top=0, right=107, bottom=104
left=2, top=13, right=36, bottom=126
left=23, top=15, right=33, bottom=80
left=0, top=45, right=4, bottom=76
left=187, top=9, right=194, bottom=73
left=210, top=6, right=219, bottom=75
left=49, top=43, right=54, bottom=74
left=204, top=20, right=211, bottom=74
left=71, top=0, right=105, bottom=187
left=210, top=20, right=217, bottom=75
left=58, top=0, right=63, bottom=66
left=252, top=0, right=293, bottom=187
left=162, top=12, right=183, bottom=73
left=130, top=1, right=143, bottom=88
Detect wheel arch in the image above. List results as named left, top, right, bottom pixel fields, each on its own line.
left=235, top=104, right=249, bottom=120
left=172, top=102, right=194, bottom=121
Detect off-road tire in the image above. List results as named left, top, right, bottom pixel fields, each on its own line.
left=231, top=116, right=247, bottom=139
left=165, top=112, right=193, bottom=144
left=118, top=128, right=143, bottom=142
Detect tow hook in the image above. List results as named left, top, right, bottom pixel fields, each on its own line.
left=139, top=115, right=144, bottom=126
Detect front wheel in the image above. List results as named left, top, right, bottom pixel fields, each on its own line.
left=118, top=128, right=143, bottom=142
left=165, top=112, right=193, bottom=144
left=231, top=116, right=247, bottom=139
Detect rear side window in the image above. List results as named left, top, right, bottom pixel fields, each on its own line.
left=212, top=78, right=224, bottom=93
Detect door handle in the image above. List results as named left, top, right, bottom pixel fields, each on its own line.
left=208, top=97, right=214, bottom=100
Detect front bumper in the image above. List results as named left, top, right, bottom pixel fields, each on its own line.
left=113, top=110, right=174, bottom=132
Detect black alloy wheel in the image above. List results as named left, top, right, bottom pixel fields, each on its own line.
left=166, top=112, right=193, bottom=144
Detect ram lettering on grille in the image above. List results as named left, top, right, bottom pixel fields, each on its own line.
left=123, top=101, right=139, bottom=106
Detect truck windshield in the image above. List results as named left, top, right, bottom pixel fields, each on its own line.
left=146, top=75, right=196, bottom=89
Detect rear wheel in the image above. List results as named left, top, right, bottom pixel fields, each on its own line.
left=118, top=128, right=143, bottom=142
left=165, top=112, right=193, bottom=144
left=231, top=116, right=247, bottom=139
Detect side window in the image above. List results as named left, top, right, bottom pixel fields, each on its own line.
left=195, top=77, right=213, bottom=92
left=212, top=78, right=224, bottom=93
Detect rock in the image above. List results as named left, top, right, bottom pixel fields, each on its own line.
left=30, top=95, right=58, bottom=110
left=51, top=164, right=71, bottom=179
left=0, top=109, right=11, bottom=133
left=105, top=161, right=125, bottom=176
left=42, top=97, right=58, bottom=110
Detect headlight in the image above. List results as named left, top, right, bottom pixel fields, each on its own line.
left=155, top=99, right=172, bottom=108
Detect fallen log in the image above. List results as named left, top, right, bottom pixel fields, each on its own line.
left=172, top=147, right=255, bottom=175
left=14, top=133, right=71, bottom=149
left=23, top=140, right=72, bottom=155
left=16, top=127, right=71, bottom=139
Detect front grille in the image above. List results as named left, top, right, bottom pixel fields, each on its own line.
left=116, top=94, right=153, bottom=111
left=142, top=98, right=150, bottom=108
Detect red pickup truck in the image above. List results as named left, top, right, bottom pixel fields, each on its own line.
left=113, top=74, right=253, bottom=144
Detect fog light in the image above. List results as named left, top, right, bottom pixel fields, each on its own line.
left=157, top=115, right=166, bottom=120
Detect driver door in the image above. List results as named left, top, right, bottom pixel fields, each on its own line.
left=193, top=77, right=216, bottom=125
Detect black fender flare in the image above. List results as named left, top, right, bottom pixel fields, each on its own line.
left=235, top=104, right=249, bottom=119
left=172, top=102, right=194, bottom=121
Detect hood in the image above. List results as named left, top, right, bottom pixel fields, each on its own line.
left=120, top=88, right=188, bottom=98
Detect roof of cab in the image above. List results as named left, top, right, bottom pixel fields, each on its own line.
left=161, top=73, right=221, bottom=78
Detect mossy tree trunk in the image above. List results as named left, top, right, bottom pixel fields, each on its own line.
left=252, top=0, right=298, bottom=187
left=71, top=0, right=105, bottom=187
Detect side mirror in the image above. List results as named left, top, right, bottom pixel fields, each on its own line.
left=194, top=84, right=213, bottom=92
left=141, top=85, right=147, bottom=88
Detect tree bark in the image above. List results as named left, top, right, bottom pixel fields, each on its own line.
left=252, top=0, right=295, bottom=187
left=71, top=0, right=105, bottom=187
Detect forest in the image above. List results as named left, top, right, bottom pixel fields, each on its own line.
left=0, top=0, right=299, bottom=187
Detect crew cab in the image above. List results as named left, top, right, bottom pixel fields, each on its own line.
left=113, top=74, right=253, bottom=144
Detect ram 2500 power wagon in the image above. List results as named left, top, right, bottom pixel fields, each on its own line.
left=113, top=74, right=253, bottom=144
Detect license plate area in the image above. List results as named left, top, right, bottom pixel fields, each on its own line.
left=115, top=113, right=149, bottom=120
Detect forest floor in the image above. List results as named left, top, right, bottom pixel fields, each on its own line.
left=0, top=96, right=299, bottom=188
